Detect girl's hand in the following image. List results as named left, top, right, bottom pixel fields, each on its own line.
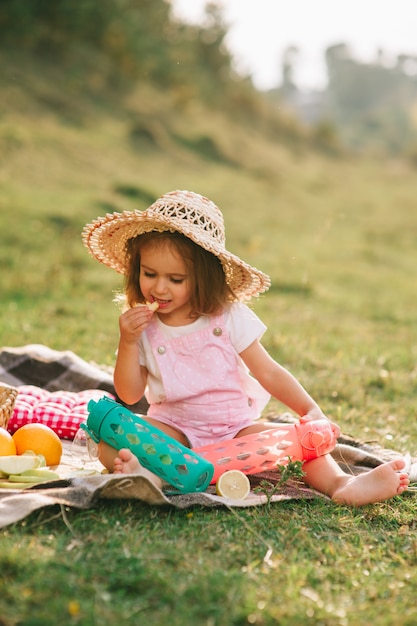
left=119, top=306, right=154, bottom=344
left=300, top=409, right=341, bottom=438
left=299, top=406, right=327, bottom=422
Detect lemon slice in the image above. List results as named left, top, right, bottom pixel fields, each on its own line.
left=216, top=470, right=250, bottom=500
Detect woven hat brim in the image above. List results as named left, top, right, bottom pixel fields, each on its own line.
left=82, top=210, right=271, bottom=300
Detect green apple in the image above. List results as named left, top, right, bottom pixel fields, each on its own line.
left=0, top=455, right=41, bottom=476
left=20, top=468, right=60, bottom=479
left=0, top=481, right=30, bottom=489
left=8, top=468, right=60, bottom=483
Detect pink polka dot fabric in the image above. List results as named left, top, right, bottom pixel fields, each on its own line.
left=7, top=386, right=115, bottom=440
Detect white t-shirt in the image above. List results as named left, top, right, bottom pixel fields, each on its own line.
left=139, top=302, right=270, bottom=411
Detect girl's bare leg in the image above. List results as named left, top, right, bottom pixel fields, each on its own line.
left=237, top=421, right=409, bottom=506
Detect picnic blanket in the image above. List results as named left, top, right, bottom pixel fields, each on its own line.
left=0, top=344, right=415, bottom=529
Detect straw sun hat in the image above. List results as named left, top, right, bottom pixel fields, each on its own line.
left=82, top=190, right=270, bottom=300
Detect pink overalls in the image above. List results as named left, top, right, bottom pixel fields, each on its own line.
left=145, top=313, right=262, bottom=448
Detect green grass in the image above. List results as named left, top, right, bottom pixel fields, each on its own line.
left=1, top=56, right=417, bottom=625
left=2, top=498, right=417, bottom=625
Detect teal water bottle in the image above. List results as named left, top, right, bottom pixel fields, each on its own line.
left=81, top=397, right=214, bottom=493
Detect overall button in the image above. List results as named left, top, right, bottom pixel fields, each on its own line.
left=213, top=327, right=223, bottom=336
left=157, top=346, right=166, bottom=354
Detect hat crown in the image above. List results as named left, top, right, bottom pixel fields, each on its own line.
left=148, top=190, right=225, bottom=249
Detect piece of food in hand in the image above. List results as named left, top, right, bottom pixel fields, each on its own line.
left=135, top=301, right=159, bottom=312
left=216, top=470, right=251, bottom=500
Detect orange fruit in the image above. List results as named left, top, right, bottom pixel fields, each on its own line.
left=0, top=427, right=17, bottom=456
left=12, top=424, right=63, bottom=466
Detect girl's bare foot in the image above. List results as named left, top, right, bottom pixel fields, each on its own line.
left=332, top=459, right=409, bottom=506
left=113, top=448, right=141, bottom=474
left=113, top=448, right=163, bottom=490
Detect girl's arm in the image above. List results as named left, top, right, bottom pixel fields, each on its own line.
left=113, top=306, right=154, bottom=404
left=239, top=339, right=326, bottom=420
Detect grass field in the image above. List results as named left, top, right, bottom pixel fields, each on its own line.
left=1, top=67, right=417, bottom=625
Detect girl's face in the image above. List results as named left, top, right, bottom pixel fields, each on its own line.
left=139, top=241, right=193, bottom=326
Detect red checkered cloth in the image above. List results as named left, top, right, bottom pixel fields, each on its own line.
left=0, top=345, right=149, bottom=424
left=8, top=385, right=115, bottom=440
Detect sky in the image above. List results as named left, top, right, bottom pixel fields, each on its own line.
left=170, top=0, right=417, bottom=90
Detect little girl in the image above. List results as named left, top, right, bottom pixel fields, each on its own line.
left=83, top=189, right=409, bottom=505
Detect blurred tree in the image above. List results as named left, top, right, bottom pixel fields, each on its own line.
left=280, top=45, right=299, bottom=100
left=0, top=0, right=353, bottom=152
left=324, top=42, right=417, bottom=153
left=0, top=0, right=247, bottom=109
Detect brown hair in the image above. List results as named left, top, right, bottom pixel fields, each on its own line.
left=123, top=231, right=235, bottom=315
